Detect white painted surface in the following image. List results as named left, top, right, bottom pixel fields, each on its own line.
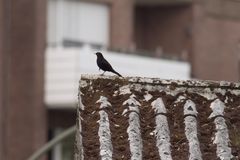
left=209, top=99, right=233, bottom=160
left=151, top=98, right=172, bottom=160
left=45, top=46, right=190, bottom=108
left=209, top=99, right=225, bottom=118
left=119, top=85, right=131, bottom=95
left=47, top=0, right=109, bottom=46
left=183, top=100, right=202, bottom=160
left=144, top=92, right=153, bottom=102
left=123, top=95, right=143, bottom=160
left=96, top=96, right=113, bottom=160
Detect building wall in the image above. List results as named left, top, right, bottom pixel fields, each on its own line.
left=47, top=0, right=110, bottom=47
left=0, top=0, right=47, bottom=160
left=1, top=0, right=240, bottom=159
left=110, top=0, right=135, bottom=51
left=135, top=5, right=192, bottom=58
left=0, top=0, right=4, bottom=159
left=192, top=0, right=240, bottom=81
left=46, top=0, right=135, bottom=51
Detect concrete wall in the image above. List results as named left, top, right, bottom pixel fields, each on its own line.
left=0, top=0, right=47, bottom=159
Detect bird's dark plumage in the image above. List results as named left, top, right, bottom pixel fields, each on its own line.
left=95, top=52, right=122, bottom=77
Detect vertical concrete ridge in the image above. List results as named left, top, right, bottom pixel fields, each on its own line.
left=123, top=94, right=142, bottom=160
left=96, top=96, right=113, bottom=160
left=151, top=98, right=172, bottom=160
left=184, top=100, right=202, bottom=160
left=209, top=99, right=233, bottom=160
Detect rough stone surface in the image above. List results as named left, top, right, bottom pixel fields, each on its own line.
left=75, top=75, right=240, bottom=160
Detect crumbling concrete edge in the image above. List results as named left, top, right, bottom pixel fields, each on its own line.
left=74, top=79, right=84, bottom=160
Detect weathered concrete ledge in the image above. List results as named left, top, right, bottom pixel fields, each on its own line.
left=75, top=74, right=240, bottom=160
left=80, top=74, right=240, bottom=89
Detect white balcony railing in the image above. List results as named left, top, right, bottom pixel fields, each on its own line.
left=45, top=45, right=190, bottom=108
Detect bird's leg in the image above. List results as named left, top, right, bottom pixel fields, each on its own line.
left=101, top=71, right=106, bottom=76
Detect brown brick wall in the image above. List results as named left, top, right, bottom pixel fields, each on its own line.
left=0, top=0, right=47, bottom=159
left=192, top=1, right=240, bottom=81
left=110, top=0, right=135, bottom=51
left=135, top=5, right=192, bottom=58
left=0, top=0, right=4, bottom=159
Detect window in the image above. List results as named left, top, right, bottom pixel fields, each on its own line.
left=47, top=0, right=110, bottom=47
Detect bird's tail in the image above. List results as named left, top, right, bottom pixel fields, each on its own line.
left=112, top=70, right=122, bottom=77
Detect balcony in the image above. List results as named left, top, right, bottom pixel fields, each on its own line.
left=44, top=45, right=190, bottom=108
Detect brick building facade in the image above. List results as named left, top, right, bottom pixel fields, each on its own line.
left=192, top=0, right=240, bottom=81
left=0, top=0, right=47, bottom=159
left=0, top=0, right=240, bottom=159
left=135, top=4, right=192, bottom=57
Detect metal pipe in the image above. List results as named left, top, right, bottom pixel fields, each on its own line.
left=27, top=125, right=76, bottom=160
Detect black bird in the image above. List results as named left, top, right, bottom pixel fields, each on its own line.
left=95, top=52, right=122, bottom=77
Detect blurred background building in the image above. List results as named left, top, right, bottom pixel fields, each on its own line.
left=0, top=0, right=240, bottom=160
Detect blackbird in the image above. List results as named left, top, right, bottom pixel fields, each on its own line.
left=95, top=52, right=122, bottom=77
